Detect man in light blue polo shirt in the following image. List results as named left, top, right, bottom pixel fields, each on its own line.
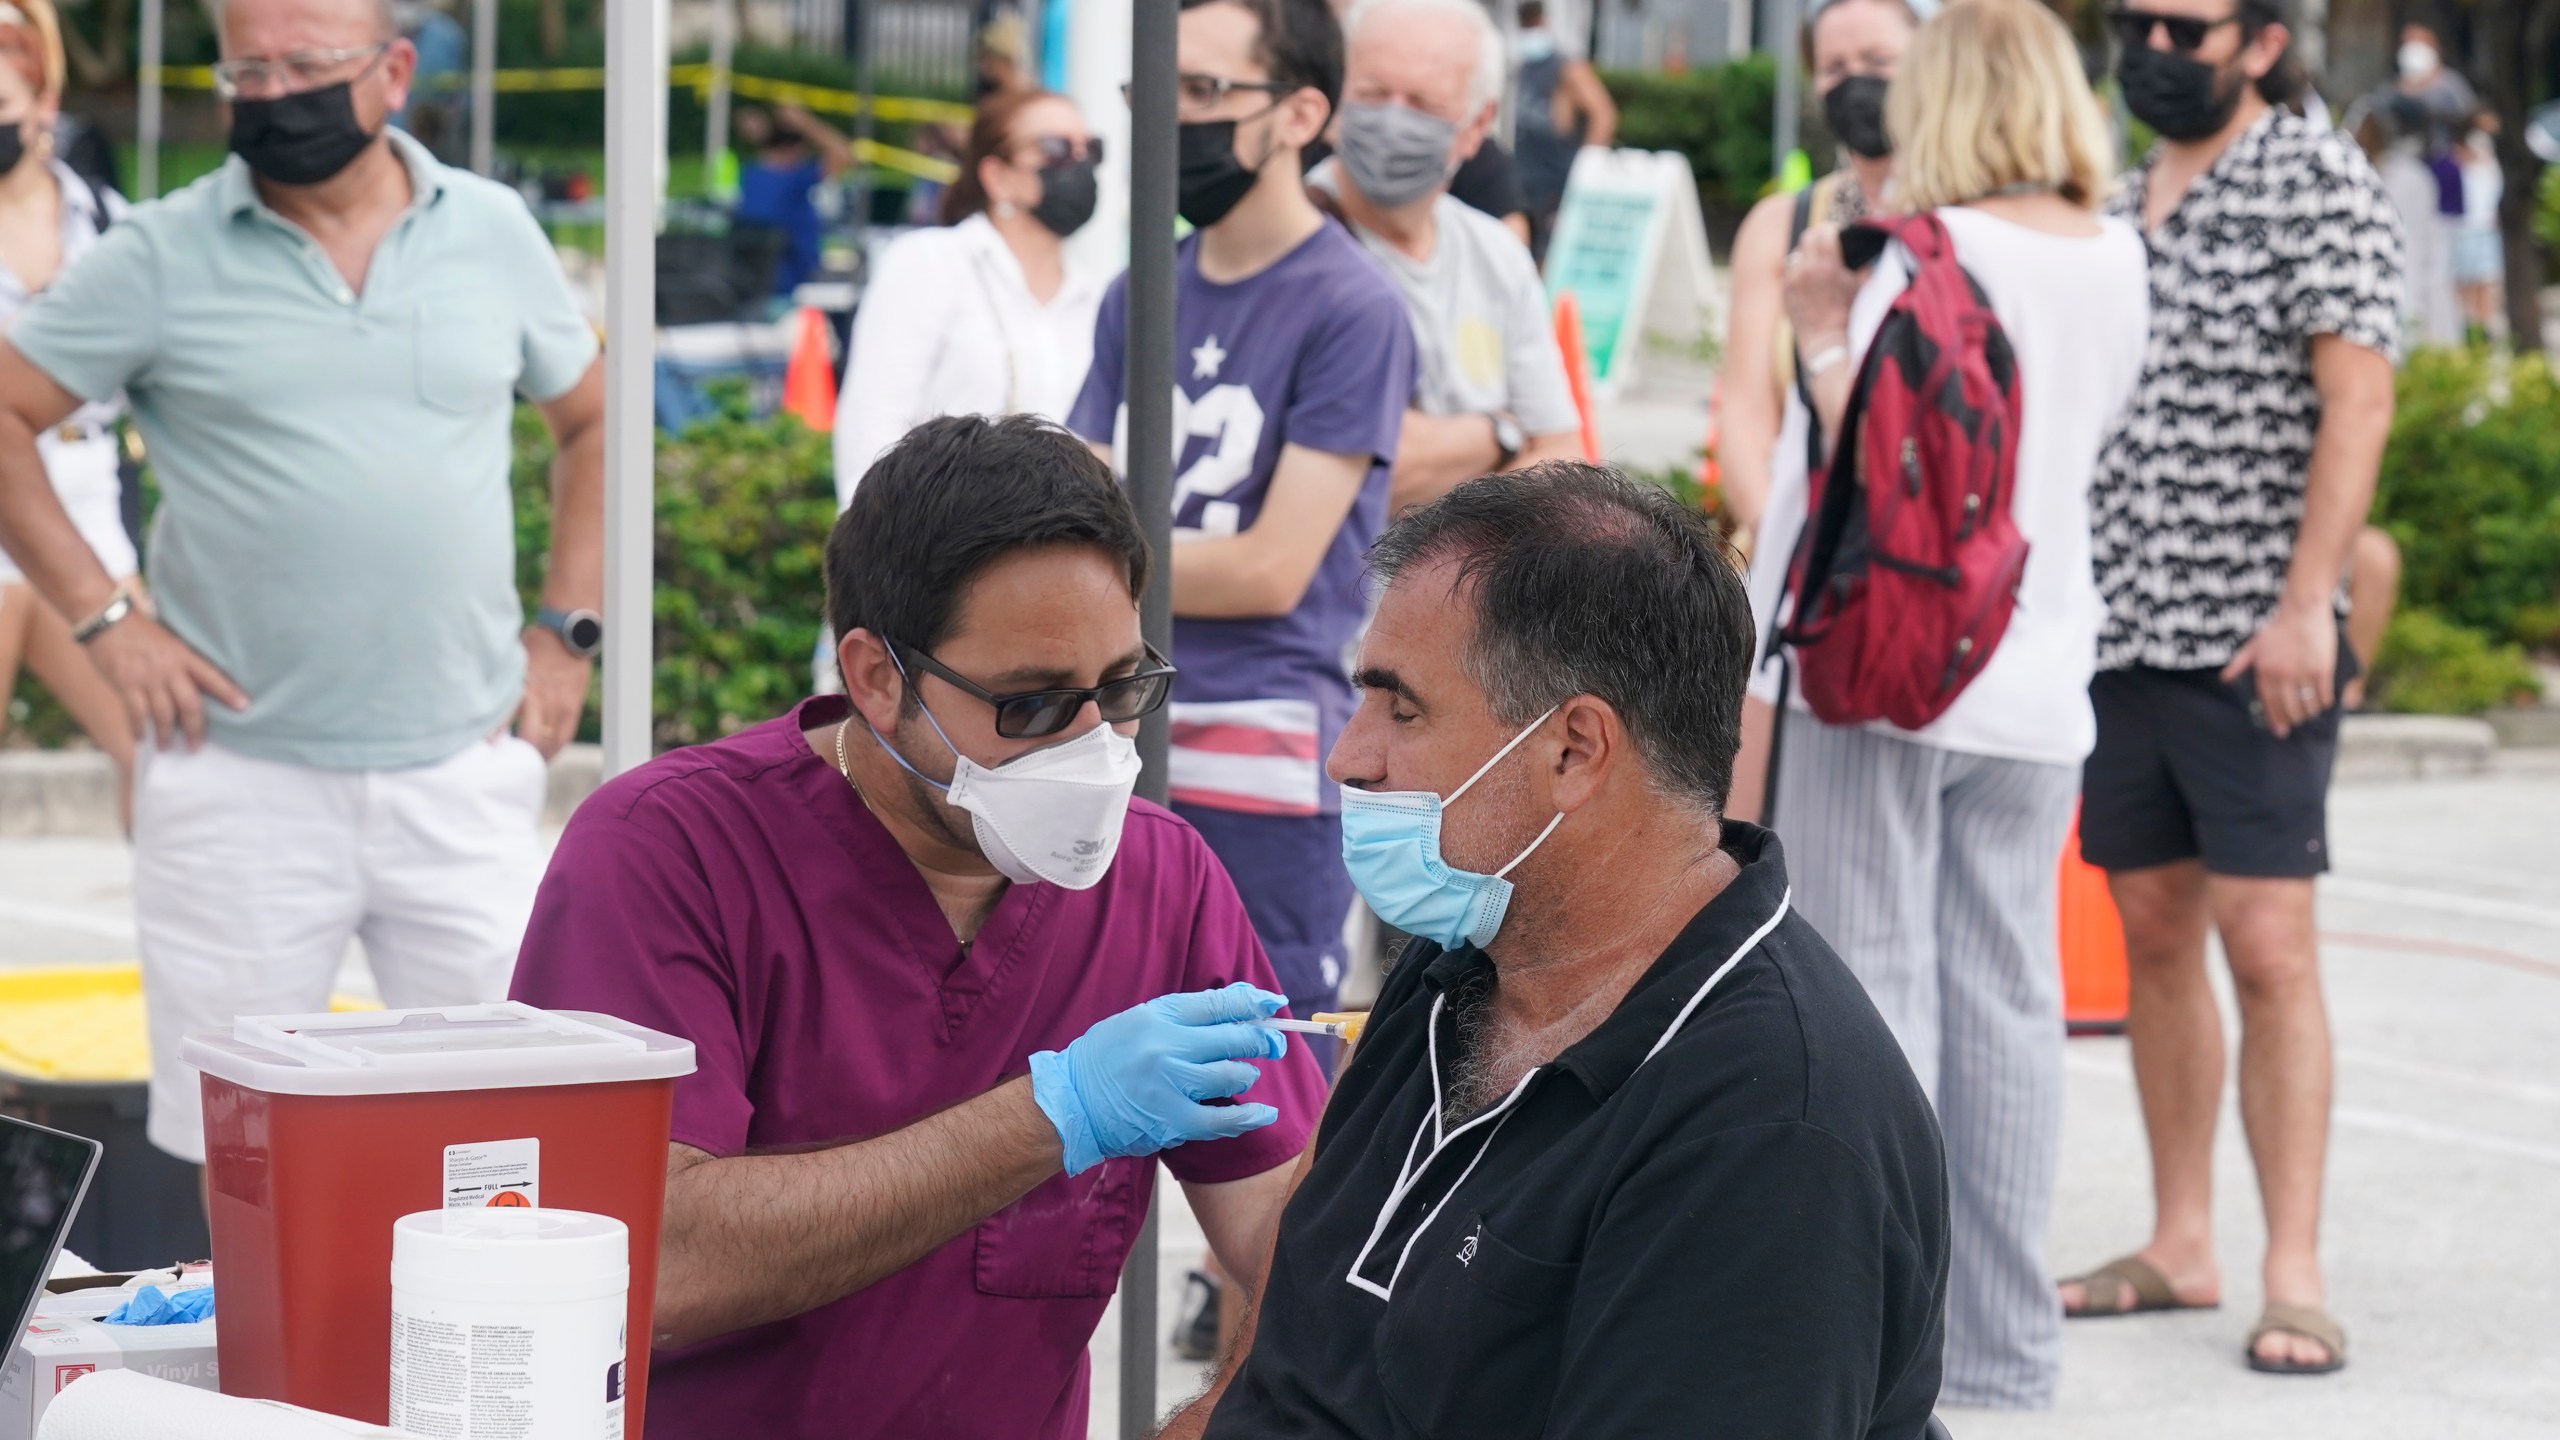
left=0, top=0, right=604, bottom=1163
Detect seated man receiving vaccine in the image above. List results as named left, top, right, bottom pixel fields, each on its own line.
left=1164, top=463, right=1951, bottom=1440
left=511, top=416, right=1326, bottom=1440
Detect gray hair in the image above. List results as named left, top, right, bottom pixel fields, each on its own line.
left=1343, top=0, right=1506, bottom=112
left=1368, top=462, right=1755, bottom=815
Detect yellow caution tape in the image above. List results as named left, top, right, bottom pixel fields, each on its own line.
left=156, top=61, right=973, bottom=127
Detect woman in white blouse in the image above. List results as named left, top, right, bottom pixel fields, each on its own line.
left=832, top=89, right=1107, bottom=501
left=0, top=0, right=135, bottom=806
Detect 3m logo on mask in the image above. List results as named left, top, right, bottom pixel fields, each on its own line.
left=1074, top=839, right=1108, bottom=857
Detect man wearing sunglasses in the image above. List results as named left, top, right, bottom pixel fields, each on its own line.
left=512, top=415, right=1326, bottom=1440
left=0, top=0, right=603, bottom=1167
left=2068, top=0, right=2401, bottom=1378
left=1072, top=0, right=1416, bottom=1086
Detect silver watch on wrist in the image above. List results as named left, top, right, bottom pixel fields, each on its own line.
left=71, top=588, right=135, bottom=646
left=1490, top=411, right=1525, bottom=468
left=535, top=606, right=604, bottom=661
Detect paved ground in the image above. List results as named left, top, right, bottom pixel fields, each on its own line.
left=5, top=759, right=2555, bottom=1437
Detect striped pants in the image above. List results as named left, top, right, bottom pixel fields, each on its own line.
left=1775, top=719, right=2077, bottom=1410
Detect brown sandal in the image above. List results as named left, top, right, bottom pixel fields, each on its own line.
left=2058, top=1255, right=2218, bottom=1318
left=2247, top=1302, right=2347, bottom=1375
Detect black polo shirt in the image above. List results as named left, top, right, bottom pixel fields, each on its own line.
left=1205, top=823, right=1949, bottom=1439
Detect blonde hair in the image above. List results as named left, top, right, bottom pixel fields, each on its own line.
left=1886, top=0, right=2113, bottom=212
left=0, top=0, right=64, bottom=103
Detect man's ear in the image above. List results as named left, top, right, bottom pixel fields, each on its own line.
left=1546, top=693, right=1617, bottom=815
left=1457, top=100, right=1496, bottom=161
left=1281, top=87, right=1335, bottom=151
left=2242, top=20, right=2290, bottom=81
left=840, top=629, right=907, bottom=735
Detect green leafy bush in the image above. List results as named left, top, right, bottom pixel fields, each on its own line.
left=2372, top=607, right=2543, bottom=715
left=2372, top=347, right=2560, bottom=650
left=512, top=393, right=836, bottom=751
left=1601, top=58, right=1778, bottom=234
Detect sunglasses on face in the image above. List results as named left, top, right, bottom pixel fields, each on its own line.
left=2108, top=7, right=2242, bottom=54
left=897, top=641, right=1178, bottom=740
left=1018, top=134, right=1104, bottom=169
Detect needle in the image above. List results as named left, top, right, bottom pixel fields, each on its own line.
left=1254, top=1012, right=1368, bottom=1041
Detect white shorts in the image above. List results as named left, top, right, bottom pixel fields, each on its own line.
left=0, top=434, right=135, bottom=585
left=135, top=737, right=550, bottom=1162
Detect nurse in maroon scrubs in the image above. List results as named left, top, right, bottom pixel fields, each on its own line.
left=513, top=414, right=1328, bottom=1440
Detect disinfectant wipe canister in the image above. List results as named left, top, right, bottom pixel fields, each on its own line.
left=391, top=1208, right=630, bottom=1440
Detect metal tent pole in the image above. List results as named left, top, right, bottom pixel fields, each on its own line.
left=851, top=0, right=876, bottom=240
left=470, top=0, right=498, bottom=175
left=706, top=0, right=738, bottom=186
left=1771, top=0, right=1800, bottom=180
left=1118, top=0, right=1178, bottom=1429
left=136, top=0, right=162, bottom=200
left=602, top=0, right=662, bottom=778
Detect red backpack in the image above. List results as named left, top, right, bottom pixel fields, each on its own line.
left=1774, top=213, right=2028, bottom=733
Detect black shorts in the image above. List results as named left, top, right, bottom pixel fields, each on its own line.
left=2081, top=648, right=2358, bottom=879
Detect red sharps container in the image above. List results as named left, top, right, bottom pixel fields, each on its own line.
left=185, top=1003, right=694, bottom=1433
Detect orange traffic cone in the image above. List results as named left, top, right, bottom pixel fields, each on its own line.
left=782, top=307, right=837, bottom=433
left=2057, top=806, right=2129, bottom=1034
left=1552, top=293, right=1602, bottom=462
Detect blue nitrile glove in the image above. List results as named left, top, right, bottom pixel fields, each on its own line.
left=1030, top=983, right=1290, bottom=1175
left=103, top=1285, right=215, bottom=1325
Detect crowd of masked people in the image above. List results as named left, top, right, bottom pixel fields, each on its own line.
left=0, top=0, right=2406, bottom=1430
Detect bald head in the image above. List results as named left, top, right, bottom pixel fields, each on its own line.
left=221, top=0, right=399, bottom=59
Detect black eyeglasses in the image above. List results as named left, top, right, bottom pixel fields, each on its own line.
left=2107, top=7, right=2242, bottom=54
left=1019, top=134, right=1105, bottom=169
left=896, top=641, right=1178, bottom=740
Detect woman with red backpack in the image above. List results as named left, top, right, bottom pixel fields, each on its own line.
left=1746, top=0, right=2149, bottom=1410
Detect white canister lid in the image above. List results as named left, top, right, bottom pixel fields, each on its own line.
left=392, top=1208, right=630, bottom=1305
left=185, top=1003, right=696, bottom=1097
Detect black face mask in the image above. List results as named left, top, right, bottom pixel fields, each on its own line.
left=1177, top=119, right=1265, bottom=229
left=1031, top=157, right=1099, bottom=237
left=2117, top=43, right=2245, bottom=142
left=1822, top=74, right=1893, bottom=160
left=0, top=122, right=25, bottom=179
left=229, top=80, right=378, bottom=186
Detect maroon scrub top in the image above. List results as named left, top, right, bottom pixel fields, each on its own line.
left=512, top=697, right=1326, bottom=1440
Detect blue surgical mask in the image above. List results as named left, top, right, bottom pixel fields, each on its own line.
left=1339, top=707, right=1563, bottom=951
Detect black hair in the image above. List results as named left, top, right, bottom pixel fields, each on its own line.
left=1517, top=1, right=1544, bottom=26
left=1368, top=462, right=1754, bottom=816
left=825, top=415, right=1152, bottom=676
left=1179, top=0, right=1344, bottom=119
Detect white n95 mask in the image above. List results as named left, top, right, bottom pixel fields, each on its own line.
left=872, top=663, right=1143, bottom=890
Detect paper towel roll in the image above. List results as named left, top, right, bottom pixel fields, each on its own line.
left=36, top=1371, right=421, bottom=1440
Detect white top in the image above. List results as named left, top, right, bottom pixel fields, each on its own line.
left=0, top=159, right=126, bottom=439
left=832, top=213, right=1108, bottom=504
left=1747, top=207, right=2150, bottom=767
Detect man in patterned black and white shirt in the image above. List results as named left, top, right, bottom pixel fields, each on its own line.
left=2058, top=0, right=2401, bottom=1380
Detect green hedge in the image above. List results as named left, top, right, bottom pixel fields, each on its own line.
left=1601, top=58, right=1778, bottom=233
left=2368, top=346, right=2557, bottom=713
left=512, top=393, right=836, bottom=750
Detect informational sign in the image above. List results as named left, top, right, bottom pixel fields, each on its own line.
left=1544, top=148, right=1719, bottom=395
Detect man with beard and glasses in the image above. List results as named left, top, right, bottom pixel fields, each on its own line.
left=0, top=0, right=603, bottom=1169
left=1306, top=0, right=1582, bottom=515
left=511, top=415, right=1326, bottom=1440
left=2060, top=0, right=2400, bottom=1379
left=1072, top=0, right=1415, bottom=1100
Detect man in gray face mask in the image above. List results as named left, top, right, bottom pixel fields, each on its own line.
left=1313, top=0, right=1583, bottom=513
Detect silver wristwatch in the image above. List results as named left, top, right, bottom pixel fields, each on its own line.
left=71, top=589, right=135, bottom=646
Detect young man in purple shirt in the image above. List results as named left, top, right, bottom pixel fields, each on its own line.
left=510, top=416, right=1327, bottom=1440
left=1071, top=0, right=1418, bottom=1053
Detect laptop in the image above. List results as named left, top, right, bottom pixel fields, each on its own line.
left=0, top=1114, right=103, bottom=1345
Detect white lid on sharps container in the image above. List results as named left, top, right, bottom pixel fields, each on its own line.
left=392, top=1208, right=630, bottom=1306
left=184, top=1003, right=696, bottom=1097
